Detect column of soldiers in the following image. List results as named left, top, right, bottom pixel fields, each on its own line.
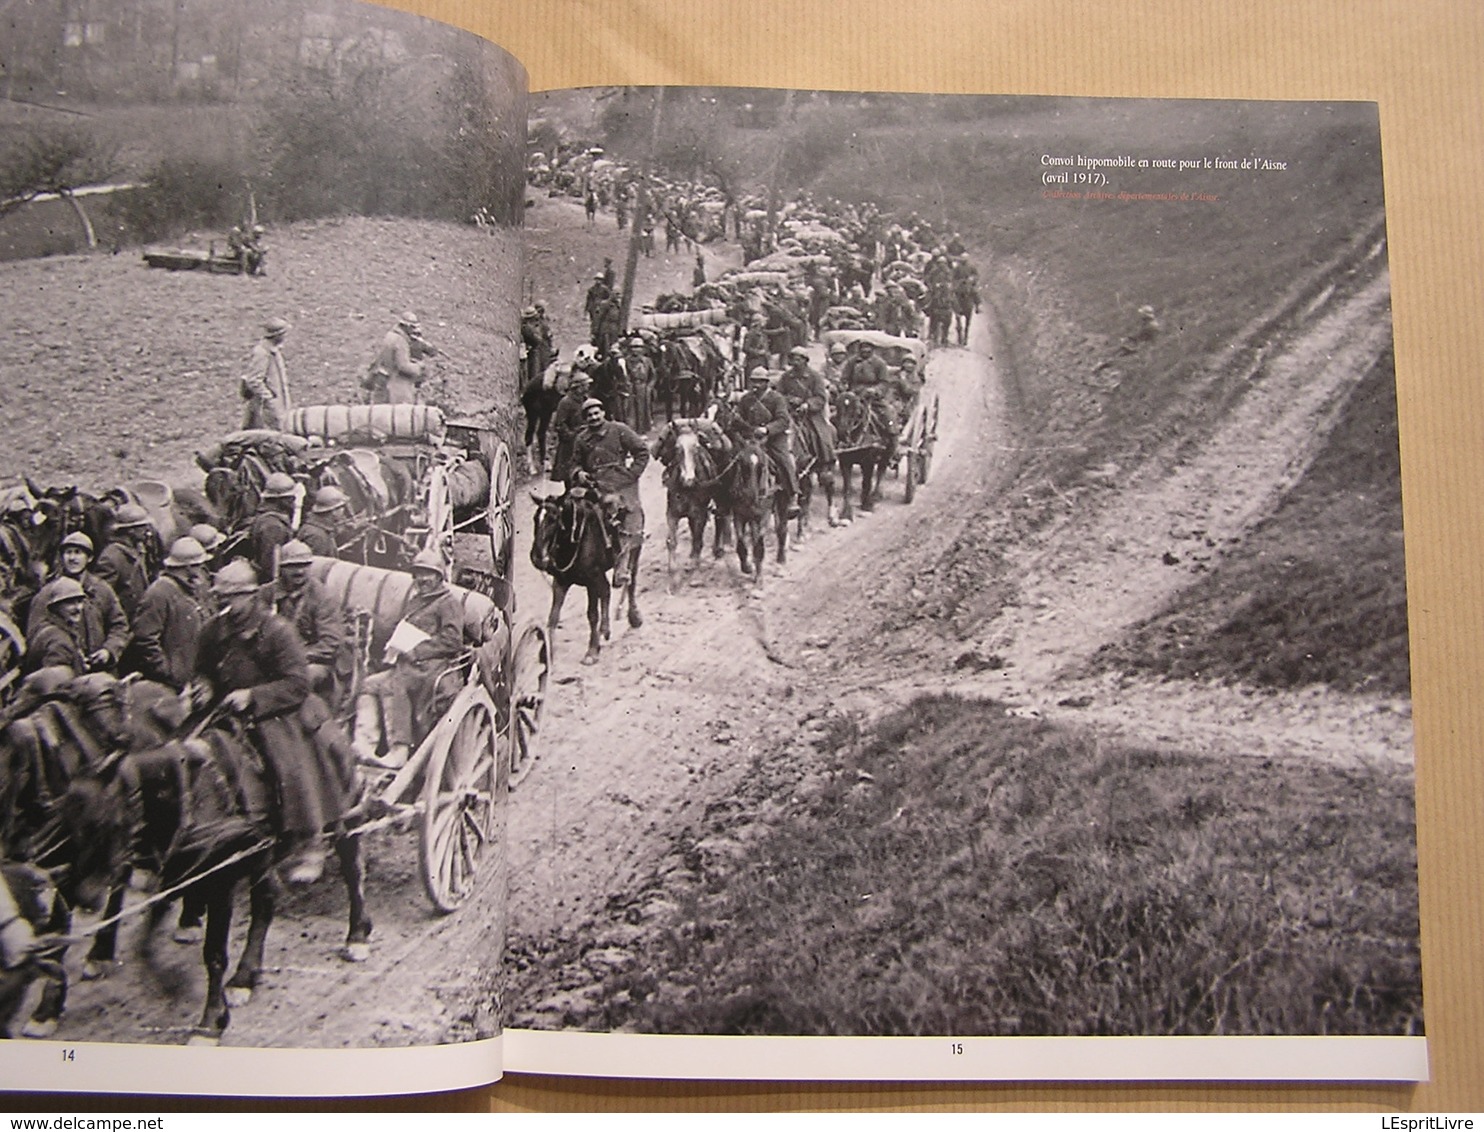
left=11, top=477, right=374, bottom=885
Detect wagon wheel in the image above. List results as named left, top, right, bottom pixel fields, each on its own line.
left=418, top=684, right=500, bottom=913
left=506, top=621, right=551, bottom=789
left=903, top=447, right=917, bottom=504
left=486, top=440, right=515, bottom=586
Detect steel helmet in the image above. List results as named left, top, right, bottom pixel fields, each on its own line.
left=747, top=366, right=771, bottom=384
left=60, top=531, right=94, bottom=554
left=828, top=342, right=847, bottom=357
left=311, top=485, right=350, bottom=513
left=188, top=523, right=226, bottom=553
left=262, top=317, right=290, bottom=337
left=572, top=344, right=598, bottom=369
left=164, top=537, right=208, bottom=568
left=261, top=472, right=296, bottom=498
left=409, top=548, right=446, bottom=578
left=397, top=310, right=420, bottom=329
left=277, top=539, right=313, bottom=567
left=46, top=577, right=87, bottom=607
left=212, top=559, right=259, bottom=595
left=113, top=503, right=150, bottom=529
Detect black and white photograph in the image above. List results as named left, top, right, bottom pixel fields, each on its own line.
left=503, top=88, right=1422, bottom=1059
left=0, top=0, right=526, bottom=1057
left=0, top=1, right=1424, bottom=1089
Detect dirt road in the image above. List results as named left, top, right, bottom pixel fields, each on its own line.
left=40, top=200, right=1405, bottom=1047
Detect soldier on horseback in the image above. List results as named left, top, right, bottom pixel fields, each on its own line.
left=725, top=368, right=801, bottom=519
left=194, top=560, right=357, bottom=886
left=778, top=347, right=835, bottom=472
left=571, top=398, right=650, bottom=613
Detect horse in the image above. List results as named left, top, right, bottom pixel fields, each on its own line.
left=833, top=389, right=895, bottom=521
left=717, top=441, right=789, bottom=585
left=54, top=720, right=372, bottom=1045
left=651, top=419, right=731, bottom=586
left=784, top=406, right=839, bottom=538
left=523, top=361, right=566, bottom=476
left=531, top=487, right=620, bottom=665
left=655, top=335, right=724, bottom=422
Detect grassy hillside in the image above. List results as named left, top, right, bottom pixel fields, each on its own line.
left=519, top=695, right=1421, bottom=1036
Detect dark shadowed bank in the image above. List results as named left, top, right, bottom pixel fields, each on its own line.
left=518, top=696, right=1419, bottom=1036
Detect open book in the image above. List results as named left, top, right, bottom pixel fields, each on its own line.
left=0, top=0, right=1424, bottom=1097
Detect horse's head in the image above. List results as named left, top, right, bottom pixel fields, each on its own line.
left=671, top=422, right=709, bottom=488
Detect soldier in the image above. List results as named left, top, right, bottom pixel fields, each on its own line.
left=549, top=367, right=594, bottom=485
left=742, top=312, right=772, bottom=375
left=354, top=549, right=464, bottom=770
left=593, top=292, right=624, bottom=356
left=28, top=533, right=129, bottom=673
left=692, top=252, right=707, bottom=290
left=24, top=579, right=89, bottom=676
left=726, top=367, right=800, bottom=519
left=127, top=536, right=208, bottom=691
left=624, top=337, right=655, bottom=434
left=194, top=560, right=353, bottom=885
left=365, top=311, right=431, bottom=404
left=188, top=523, right=231, bottom=578
left=297, top=486, right=348, bottom=558
left=246, top=472, right=298, bottom=583
left=570, top=398, right=649, bottom=620
left=92, top=503, right=154, bottom=622
left=240, top=317, right=291, bottom=430
left=258, top=539, right=345, bottom=702
left=778, top=347, right=835, bottom=478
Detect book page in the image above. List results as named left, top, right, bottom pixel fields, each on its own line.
left=498, top=87, right=1423, bottom=1084
left=0, top=0, right=526, bottom=1097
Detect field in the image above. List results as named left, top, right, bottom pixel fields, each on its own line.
left=0, top=216, right=521, bottom=488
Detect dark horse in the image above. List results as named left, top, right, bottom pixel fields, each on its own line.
left=531, top=487, right=625, bottom=665
left=55, top=722, right=372, bottom=1044
left=651, top=419, right=731, bottom=586
left=522, top=360, right=566, bottom=476
left=833, top=389, right=894, bottom=521
left=717, top=441, right=789, bottom=585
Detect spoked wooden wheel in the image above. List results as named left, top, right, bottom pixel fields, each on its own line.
left=419, top=685, right=500, bottom=913
left=422, top=464, right=456, bottom=562
left=506, top=621, right=550, bottom=789
left=487, top=440, right=515, bottom=585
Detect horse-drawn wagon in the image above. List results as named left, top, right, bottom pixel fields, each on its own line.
left=308, top=555, right=549, bottom=912
left=198, top=404, right=515, bottom=607
left=822, top=329, right=938, bottom=507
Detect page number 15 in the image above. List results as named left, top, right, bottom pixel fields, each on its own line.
left=950, top=1042, right=963, bottom=1055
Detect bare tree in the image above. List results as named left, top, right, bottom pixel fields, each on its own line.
left=0, top=125, right=121, bottom=247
